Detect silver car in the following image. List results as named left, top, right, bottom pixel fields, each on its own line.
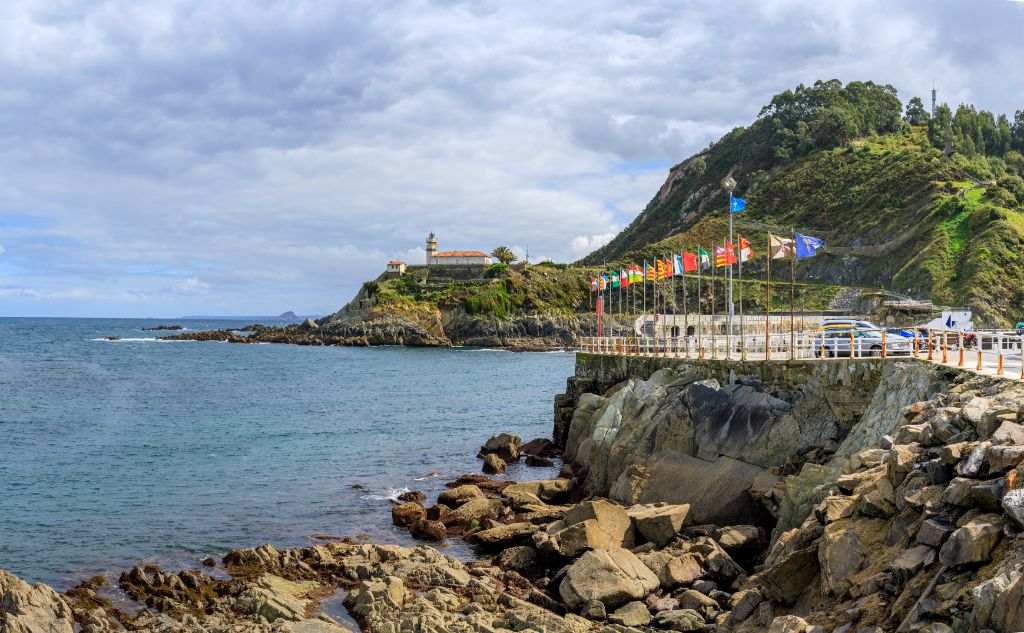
left=812, top=328, right=912, bottom=357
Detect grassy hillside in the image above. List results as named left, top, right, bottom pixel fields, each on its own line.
left=582, top=80, right=1024, bottom=326
left=354, top=263, right=603, bottom=320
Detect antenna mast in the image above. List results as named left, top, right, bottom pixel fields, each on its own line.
left=931, top=78, right=937, bottom=120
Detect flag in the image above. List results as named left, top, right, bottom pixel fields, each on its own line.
left=795, top=232, right=824, bottom=258
left=738, top=237, right=754, bottom=263
left=656, top=259, right=665, bottom=279
left=698, top=248, right=711, bottom=270
left=683, top=252, right=698, bottom=273
left=629, top=265, right=642, bottom=283
left=663, top=258, right=673, bottom=278
left=599, top=274, right=608, bottom=290
left=673, top=254, right=684, bottom=276
left=610, top=272, right=620, bottom=288
left=769, top=233, right=794, bottom=260
left=715, top=243, right=737, bottom=267
left=590, top=277, right=598, bottom=292
left=620, top=269, right=630, bottom=288
left=730, top=196, right=746, bottom=213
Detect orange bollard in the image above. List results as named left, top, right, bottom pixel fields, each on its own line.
left=978, top=347, right=983, bottom=371
left=998, top=335, right=1004, bottom=375
left=914, top=331, right=919, bottom=358
left=927, top=329, right=933, bottom=361
left=942, top=330, right=948, bottom=364
left=958, top=332, right=964, bottom=367
left=882, top=329, right=887, bottom=359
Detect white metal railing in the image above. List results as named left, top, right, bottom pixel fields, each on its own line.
left=576, top=327, right=1024, bottom=379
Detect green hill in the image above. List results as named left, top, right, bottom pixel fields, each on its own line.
left=582, top=80, right=1024, bottom=326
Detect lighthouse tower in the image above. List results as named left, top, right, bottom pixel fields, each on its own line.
left=426, top=233, right=438, bottom=265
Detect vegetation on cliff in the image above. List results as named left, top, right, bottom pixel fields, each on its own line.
left=582, top=79, right=1024, bottom=325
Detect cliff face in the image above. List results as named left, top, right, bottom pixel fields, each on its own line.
left=555, top=354, right=1024, bottom=631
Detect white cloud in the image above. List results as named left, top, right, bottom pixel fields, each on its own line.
left=571, top=233, right=618, bottom=259
left=0, top=0, right=1021, bottom=316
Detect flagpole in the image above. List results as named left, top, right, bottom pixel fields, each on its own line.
left=697, top=248, right=703, bottom=357
left=711, top=244, right=717, bottom=359
left=790, top=228, right=796, bottom=360
left=728, top=195, right=733, bottom=340
left=739, top=238, right=745, bottom=360
left=682, top=254, right=688, bottom=357
left=766, top=235, right=771, bottom=361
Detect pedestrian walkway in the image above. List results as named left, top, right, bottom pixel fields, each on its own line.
left=577, top=328, right=1024, bottom=381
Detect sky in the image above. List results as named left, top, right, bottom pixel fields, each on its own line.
left=1, top=0, right=1023, bottom=317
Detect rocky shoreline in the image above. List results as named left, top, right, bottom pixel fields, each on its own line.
left=159, top=312, right=627, bottom=351
left=6, top=361, right=1024, bottom=632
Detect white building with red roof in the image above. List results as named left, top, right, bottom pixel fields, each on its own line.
left=425, top=233, right=493, bottom=266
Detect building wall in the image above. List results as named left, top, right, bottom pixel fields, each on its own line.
left=429, top=256, right=492, bottom=266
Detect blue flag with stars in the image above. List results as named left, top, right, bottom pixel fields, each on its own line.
left=729, top=196, right=746, bottom=213
left=795, top=231, right=824, bottom=258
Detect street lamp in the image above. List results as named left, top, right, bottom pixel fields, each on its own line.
left=722, top=177, right=736, bottom=340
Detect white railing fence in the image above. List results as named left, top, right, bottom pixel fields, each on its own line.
left=577, top=328, right=1024, bottom=379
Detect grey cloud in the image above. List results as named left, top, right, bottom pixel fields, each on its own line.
left=0, top=0, right=1022, bottom=316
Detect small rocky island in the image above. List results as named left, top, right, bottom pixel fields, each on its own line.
left=6, top=355, right=1024, bottom=632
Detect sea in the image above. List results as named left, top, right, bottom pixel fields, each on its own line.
left=0, top=317, right=574, bottom=590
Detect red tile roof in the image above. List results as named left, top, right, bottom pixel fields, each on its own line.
left=388, top=261, right=405, bottom=265
left=434, top=251, right=489, bottom=257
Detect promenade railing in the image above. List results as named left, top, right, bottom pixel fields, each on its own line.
left=576, top=327, right=1024, bottom=380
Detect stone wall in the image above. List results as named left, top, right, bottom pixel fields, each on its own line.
left=555, top=354, right=896, bottom=449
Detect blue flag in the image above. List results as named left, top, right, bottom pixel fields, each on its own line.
left=730, top=196, right=746, bottom=213
left=795, top=232, right=823, bottom=258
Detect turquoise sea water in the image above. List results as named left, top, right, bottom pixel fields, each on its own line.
left=0, top=317, right=573, bottom=589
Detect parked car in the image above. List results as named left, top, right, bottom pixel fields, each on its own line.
left=811, top=328, right=913, bottom=357
left=817, top=318, right=878, bottom=331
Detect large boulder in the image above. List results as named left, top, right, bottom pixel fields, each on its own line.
left=629, top=504, right=690, bottom=547
left=637, top=550, right=704, bottom=590
left=819, top=523, right=863, bottom=597
left=479, top=433, right=521, bottom=462
left=758, top=545, right=820, bottom=605
left=0, top=569, right=75, bottom=633
left=550, top=499, right=632, bottom=555
left=558, top=549, right=659, bottom=610
left=442, top=497, right=504, bottom=527
left=437, top=484, right=484, bottom=507
left=391, top=502, right=426, bottom=527
left=482, top=453, right=506, bottom=474
left=971, top=567, right=1024, bottom=631
left=651, top=609, right=705, bottom=631
left=502, top=478, right=574, bottom=503
left=938, top=516, right=1002, bottom=566
left=472, top=522, right=538, bottom=549
left=1002, top=488, right=1024, bottom=526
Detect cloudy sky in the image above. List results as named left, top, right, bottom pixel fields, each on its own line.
left=1, top=0, right=1022, bottom=317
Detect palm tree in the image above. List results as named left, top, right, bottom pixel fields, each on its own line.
left=491, top=246, right=517, bottom=264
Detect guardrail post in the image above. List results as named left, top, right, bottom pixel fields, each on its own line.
left=958, top=331, right=963, bottom=367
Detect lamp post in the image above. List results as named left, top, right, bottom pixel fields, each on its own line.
left=722, top=176, right=736, bottom=339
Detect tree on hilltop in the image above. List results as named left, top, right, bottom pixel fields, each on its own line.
left=491, top=246, right=517, bottom=264
left=905, top=96, right=929, bottom=126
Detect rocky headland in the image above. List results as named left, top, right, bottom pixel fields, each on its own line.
left=161, top=311, right=625, bottom=351
left=6, top=356, right=1024, bottom=632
